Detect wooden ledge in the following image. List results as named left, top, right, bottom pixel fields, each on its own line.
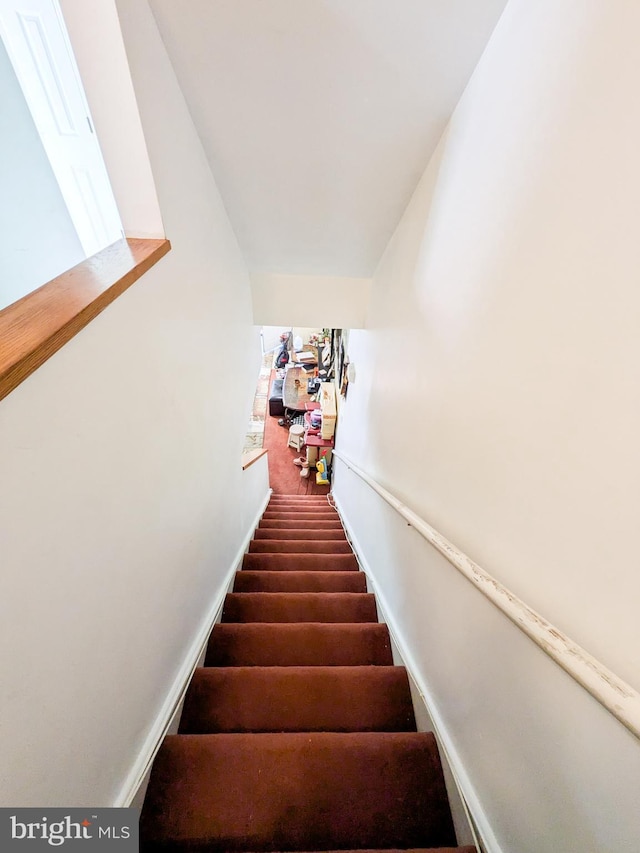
left=0, top=237, right=171, bottom=402
left=242, top=448, right=268, bottom=470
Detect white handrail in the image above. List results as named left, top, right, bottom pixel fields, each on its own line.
left=332, top=450, right=640, bottom=742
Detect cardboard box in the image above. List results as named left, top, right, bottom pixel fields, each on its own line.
left=319, top=382, right=336, bottom=439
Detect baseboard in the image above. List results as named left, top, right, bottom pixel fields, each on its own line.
left=332, top=492, right=502, bottom=853
left=114, top=488, right=272, bottom=808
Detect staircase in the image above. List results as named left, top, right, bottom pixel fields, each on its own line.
left=140, top=494, right=475, bottom=853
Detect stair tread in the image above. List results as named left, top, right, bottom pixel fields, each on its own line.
left=268, top=494, right=330, bottom=498
left=268, top=495, right=330, bottom=499
left=233, top=570, right=366, bottom=592
left=261, top=516, right=340, bottom=523
left=206, top=622, right=393, bottom=666
left=258, top=518, right=343, bottom=530
left=267, top=502, right=334, bottom=507
left=266, top=506, right=333, bottom=510
left=179, top=666, right=416, bottom=734
left=249, top=539, right=353, bottom=553
left=140, top=732, right=456, bottom=851
left=262, top=510, right=338, bottom=516
left=254, top=528, right=346, bottom=539
left=263, top=508, right=337, bottom=513
left=242, top=553, right=359, bottom=571
left=266, top=504, right=332, bottom=509
left=221, top=592, right=378, bottom=623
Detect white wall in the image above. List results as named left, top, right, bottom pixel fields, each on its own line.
left=0, top=0, right=261, bottom=807
left=0, top=37, right=84, bottom=310
left=240, top=454, right=270, bottom=537
left=334, top=463, right=640, bottom=853
left=334, top=0, right=640, bottom=849
left=251, top=272, right=370, bottom=328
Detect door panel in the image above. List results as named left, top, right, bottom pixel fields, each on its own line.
left=0, top=0, right=123, bottom=256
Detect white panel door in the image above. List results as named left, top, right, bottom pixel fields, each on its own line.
left=0, top=0, right=123, bottom=257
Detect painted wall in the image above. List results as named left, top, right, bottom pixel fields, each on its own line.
left=334, top=0, right=640, bottom=849
left=0, top=0, right=260, bottom=807
left=292, top=327, right=323, bottom=347
left=0, top=37, right=84, bottom=310
left=251, top=272, right=370, bottom=328
left=240, top=454, right=270, bottom=539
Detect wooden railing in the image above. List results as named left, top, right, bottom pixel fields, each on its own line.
left=241, top=448, right=268, bottom=470
left=0, top=237, right=170, bottom=402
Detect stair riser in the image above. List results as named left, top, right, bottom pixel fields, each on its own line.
left=242, top=553, right=359, bottom=572
left=267, top=504, right=331, bottom=509
left=233, top=571, right=366, bottom=593
left=221, top=592, right=378, bottom=623
left=179, top=666, right=416, bottom=734
left=259, top=519, right=344, bottom=529
left=268, top=501, right=332, bottom=508
left=205, top=624, right=393, bottom=667
left=249, top=540, right=352, bottom=554
left=268, top=497, right=331, bottom=503
left=265, top=501, right=335, bottom=507
left=269, top=497, right=330, bottom=500
left=140, top=732, right=456, bottom=851
left=268, top=496, right=330, bottom=500
left=264, top=505, right=336, bottom=511
left=262, top=512, right=339, bottom=520
left=254, top=529, right=346, bottom=540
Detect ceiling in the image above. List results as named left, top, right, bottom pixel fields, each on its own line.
left=149, top=0, right=508, bottom=277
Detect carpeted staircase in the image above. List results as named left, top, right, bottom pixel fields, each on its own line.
left=140, top=494, right=475, bottom=853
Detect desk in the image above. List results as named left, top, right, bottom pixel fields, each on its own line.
left=283, top=367, right=315, bottom=412
left=291, top=344, right=319, bottom=368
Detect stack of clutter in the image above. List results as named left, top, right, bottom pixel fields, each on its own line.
left=293, top=408, right=324, bottom=479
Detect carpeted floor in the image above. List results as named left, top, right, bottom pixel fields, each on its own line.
left=263, top=371, right=331, bottom=496
left=140, top=495, right=471, bottom=853
left=243, top=351, right=331, bottom=494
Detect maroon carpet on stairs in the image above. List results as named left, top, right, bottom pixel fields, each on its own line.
left=241, top=552, right=359, bottom=571
left=261, top=511, right=339, bottom=520
left=259, top=519, right=344, bottom=528
left=141, top=731, right=454, bottom=851
left=205, top=622, right=394, bottom=667
left=254, top=528, right=346, bottom=539
left=232, top=570, right=367, bottom=592
left=140, top=495, right=473, bottom=853
left=221, top=591, right=378, bottom=623
left=179, top=666, right=417, bottom=733
left=249, top=539, right=353, bottom=553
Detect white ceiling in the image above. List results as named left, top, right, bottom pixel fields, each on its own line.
left=149, top=0, right=507, bottom=277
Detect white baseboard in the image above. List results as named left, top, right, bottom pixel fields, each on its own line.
left=332, top=492, right=502, bottom=853
left=114, top=489, right=272, bottom=808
